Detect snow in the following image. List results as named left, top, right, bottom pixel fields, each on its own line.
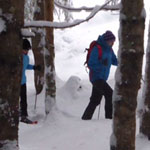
left=19, top=0, right=150, bottom=150
left=2, top=140, right=18, bottom=150
left=141, top=8, right=146, bottom=18
left=0, top=17, right=6, bottom=33
left=21, top=28, right=35, bottom=37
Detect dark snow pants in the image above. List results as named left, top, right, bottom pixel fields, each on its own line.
left=82, top=79, right=113, bottom=120
left=20, top=84, right=28, bottom=117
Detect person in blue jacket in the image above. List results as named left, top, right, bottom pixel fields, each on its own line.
left=20, top=39, right=41, bottom=123
left=82, top=31, right=118, bottom=120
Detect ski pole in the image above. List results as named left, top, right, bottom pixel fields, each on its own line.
left=34, top=76, right=40, bottom=110
left=34, top=93, right=37, bottom=110
left=97, top=103, right=101, bottom=120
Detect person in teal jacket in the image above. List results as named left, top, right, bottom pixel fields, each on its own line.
left=82, top=31, right=118, bottom=120
left=20, top=39, right=41, bottom=123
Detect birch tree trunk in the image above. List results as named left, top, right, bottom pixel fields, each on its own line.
left=32, top=0, right=45, bottom=95
left=140, top=21, right=150, bottom=138
left=110, top=0, right=145, bottom=150
left=0, top=0, right=24, bottom=149
left=44, top=0, right=56, bottom=114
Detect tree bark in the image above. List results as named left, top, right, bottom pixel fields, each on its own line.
left=140, top=21, right=150, bottom=138
left=32, top=0, right=45, bottom=95
left=44, top=0, right=56, bottom=114
left=110, top=0, right=145, bottom=150
left=0, top=0, right=24, bottom=149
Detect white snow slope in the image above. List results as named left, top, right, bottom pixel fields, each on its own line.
left=19, top=0, right=150, bottom=150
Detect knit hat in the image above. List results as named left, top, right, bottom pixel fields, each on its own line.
left=102, top=31, right=116, bottom=41
left=23, top=39, right=31, bottom=50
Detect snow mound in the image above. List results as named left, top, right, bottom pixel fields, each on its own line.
left=58, top=75, right=82, bottom=100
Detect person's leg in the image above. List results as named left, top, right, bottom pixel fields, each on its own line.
left=103, top=82, right=113, bottom=119
left=82, top=100, right=100, bottom=120
left=82, top=80, right=103, bottom=120
left=20, top=84, right=28, bottom=117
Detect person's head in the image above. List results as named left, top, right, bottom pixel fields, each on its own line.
left=102, top=30, right=116, bottom=47
left=22, top=39, right=31, bottom=54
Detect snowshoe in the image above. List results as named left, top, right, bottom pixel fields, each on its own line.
left=20, top=117, right=38, bottom=124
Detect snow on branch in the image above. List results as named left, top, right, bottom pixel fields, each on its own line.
left=25, top=1, right=118, bottom=29
left=21, top=28, right=35, bottom=37
left=54, top=0, right=120, bottom=12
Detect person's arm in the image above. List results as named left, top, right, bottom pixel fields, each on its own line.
left=111, top=50, right=118, bottom=66
left=26, top=64, right=34, bottom=70
left=27, top=64, right=41, bottom=71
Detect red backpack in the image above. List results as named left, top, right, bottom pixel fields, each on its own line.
left=84, top=41, right=102, bottom=67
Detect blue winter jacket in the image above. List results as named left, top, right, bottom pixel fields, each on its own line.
left=88, top=35, right=118, bottom=83
left=21, top=54, right=34, bottom=85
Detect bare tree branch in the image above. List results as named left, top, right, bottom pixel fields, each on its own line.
left=54, top=0, right=120, bottom=12
left=25, top=0, right=119, bottom=29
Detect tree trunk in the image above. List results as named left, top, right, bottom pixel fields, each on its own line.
left=0, top=0, right=24, bottom=149
left=32, top=0, right=45, bottom=95
left=44, top=0, right=56, bottom=114
left=110, top=0, right=145, bottom=150
left=140, top=21, right=150, bottom=138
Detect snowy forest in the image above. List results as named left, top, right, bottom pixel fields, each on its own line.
left=0, top=0, right=150, bottom=150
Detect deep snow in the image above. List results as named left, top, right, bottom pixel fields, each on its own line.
left=19, top=0, right=150, bottom=150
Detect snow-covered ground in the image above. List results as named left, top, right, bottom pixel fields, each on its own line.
left=19, top=0, right=150, bottom=150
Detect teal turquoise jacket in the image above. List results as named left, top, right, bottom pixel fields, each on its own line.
left=88, top=35, right=118, bottom=83
left=21, top=54, right=34, bottom=85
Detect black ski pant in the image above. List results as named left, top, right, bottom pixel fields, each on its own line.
left=20, top=84, right=28, bottom=117
left=82, top=79, right=113, bottom=120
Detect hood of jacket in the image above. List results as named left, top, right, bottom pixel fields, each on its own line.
left=96, top=35, right=111, bottom=50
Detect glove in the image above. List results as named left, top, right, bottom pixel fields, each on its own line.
left=102, top=59, right=108, bottom=66
left=33, top=65, right=41, bottom=71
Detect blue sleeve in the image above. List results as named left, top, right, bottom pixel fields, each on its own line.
left=111, top=51, right=118, bottom=66
left=27, top=64, right=34, bottom=70
left=88, top=47, right=102, bottom=72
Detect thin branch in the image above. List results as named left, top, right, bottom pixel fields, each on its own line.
left=54, top=0, right=120, bottom=12
left=25, top=0, right=118, bottom=29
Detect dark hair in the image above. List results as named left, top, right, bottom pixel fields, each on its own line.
left=23, top=39, right=31, bottom=50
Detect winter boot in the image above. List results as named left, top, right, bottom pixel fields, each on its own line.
left=20, top=116, right=34, bottom=124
